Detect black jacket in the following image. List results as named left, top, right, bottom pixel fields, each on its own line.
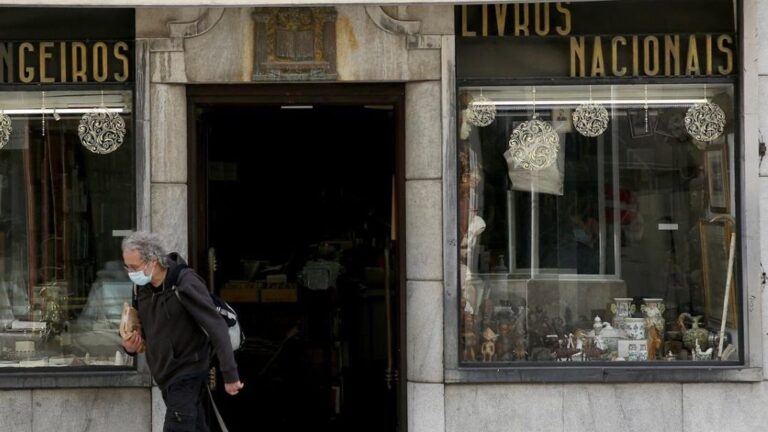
left=135, top=253, right=239, bottom=389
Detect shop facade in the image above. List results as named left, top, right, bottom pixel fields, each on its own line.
left=0, top=1, right=766, bottom=431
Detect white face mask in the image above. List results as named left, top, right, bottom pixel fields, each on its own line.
left=128, top=261, right=154, bottom=286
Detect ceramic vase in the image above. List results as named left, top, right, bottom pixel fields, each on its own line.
left=641, top=298, right=666, bottom=334
left=610, top=297, right=636, bottom=327
left=621, top=317, right=646, bottom=340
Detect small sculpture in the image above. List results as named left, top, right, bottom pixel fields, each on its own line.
left=512, top=341, right=529, bottom=360
left=462, top=312, right=477, bottom=362
left=678, top=313, right=709, bottom=353
left=481, top=327, right=498, bottom=362
left=495, top=322, right=513, bottom=361
left=593, top=315, right=605, bottom=335
left=647, top=325, right=662, bottom=360
left=694, top=339, right=713, bottom=361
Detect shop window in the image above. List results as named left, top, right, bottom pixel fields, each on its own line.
left=457, top=83, right=739, bottom=365
left=0, top=90, right=134, bottom=368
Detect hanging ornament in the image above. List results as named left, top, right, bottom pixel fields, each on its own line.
left=78, top=91, right=126, bottom=154
left=508, top=118, right=560, bottom=170
left=0, top=112, right=11, bottom=149
left=685, top=102, right=725, bottom=142
left=572, top=103, right=609, bottom=137
left=467, top=95, right=496, bottom=127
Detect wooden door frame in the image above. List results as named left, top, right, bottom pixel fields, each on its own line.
left=186, top=83, right=408, bottom=431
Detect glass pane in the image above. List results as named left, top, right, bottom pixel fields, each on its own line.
left=0, top=90, right=135, bottom=368
left=458, top=83, right=738, bottom=364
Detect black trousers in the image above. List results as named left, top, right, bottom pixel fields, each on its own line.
left=161, top=373, right=210, bottom=432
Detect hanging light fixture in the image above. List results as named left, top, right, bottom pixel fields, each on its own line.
left=573, top=86, right=609, bottom=137
left=467, top=92, right=496, bottom=127
left=78, top=91, right=126, bottom=155
left=508, top=87, right=560, bottom=171
left=685, top=84, right=725, bottom=143
left=0, top=111, right=11, bottom=149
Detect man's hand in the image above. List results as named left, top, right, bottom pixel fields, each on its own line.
left=225, top=381, right=244, bottom=396
left=122, top=332, right=144, bottom=354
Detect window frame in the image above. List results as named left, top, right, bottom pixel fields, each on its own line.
left=443, top=70, right=762, bottom=383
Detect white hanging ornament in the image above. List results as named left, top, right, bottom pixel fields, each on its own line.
left=572, top=103, right=609, bottom=137
left=508, top=117, right=560, bottom=170
left=684, top=102, right=725, bottom=142
left=0, top=112, right=11, bottom=149
left=78, top=109, right=126, bottom=154
left=467, top=95, right=496, bottom=127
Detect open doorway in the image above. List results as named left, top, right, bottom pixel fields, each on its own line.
left=188, top=85, right=406, bottom=432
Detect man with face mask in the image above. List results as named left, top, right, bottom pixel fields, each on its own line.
left=121, top=231, right=243, bottom=432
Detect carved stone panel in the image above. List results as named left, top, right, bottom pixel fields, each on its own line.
left=252, top=7, right=337, bottom=81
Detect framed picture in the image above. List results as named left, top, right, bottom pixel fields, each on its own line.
left=699, top=219, right=738, bottom=329
left=627, top=109, right=658, bottom=138
left=705, top=144, right=730, bottom=213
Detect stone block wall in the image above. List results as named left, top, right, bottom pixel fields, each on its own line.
left=0, top=388, right=151, bottom=432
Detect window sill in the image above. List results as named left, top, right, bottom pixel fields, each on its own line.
left=0, top=368, right=152, bottom=389
left=445, top=365, right=763, bottom=383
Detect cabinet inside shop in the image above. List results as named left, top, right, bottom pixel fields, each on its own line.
left=202, top=105, right=398, bottom=432
left=0, top=102, right=136, bottom=368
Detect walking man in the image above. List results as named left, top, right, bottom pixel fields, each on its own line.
left=121, top=231, right=243, bottom=431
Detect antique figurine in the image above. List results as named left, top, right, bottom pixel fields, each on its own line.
left=678, top=313, right=709, bottom=352
left=694, top=339, right=713, bottom=361
left=495, top=322, right=513, bottom=361
left=481, top=327, right=498, bottom=362
left=462, top=312, right=477, bottom=362
left=647, top=325, right=662, bottom=360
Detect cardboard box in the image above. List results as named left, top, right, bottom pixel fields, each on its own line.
left=220, top=281, right=260, bottom=302
left=260, top=287, right=297, bottom=303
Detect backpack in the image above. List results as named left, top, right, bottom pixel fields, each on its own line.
left=133, top=262, right=244, bottom=351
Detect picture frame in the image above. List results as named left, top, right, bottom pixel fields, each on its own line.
left=699, top=219, right=738, bottom=329
left=627, top=109, right=658, bottom=138
left=705, top=144, right=730, bottom=213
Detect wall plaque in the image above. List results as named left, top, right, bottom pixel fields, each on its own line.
left=252, top=7, right=338, bottom=81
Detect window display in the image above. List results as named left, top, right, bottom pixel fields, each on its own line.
left=0, top=89, right=134, bottom=368
left=457, top=83, right=739, bottom=364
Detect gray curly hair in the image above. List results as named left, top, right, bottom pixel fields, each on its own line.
left=121, top=231, right=169, bottom=268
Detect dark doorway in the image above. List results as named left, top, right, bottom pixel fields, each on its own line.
left=188, top=85, right=406, bottom=432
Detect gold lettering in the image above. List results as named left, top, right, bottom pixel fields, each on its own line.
left=632, top=35, right=639, bottom=76
left=706, top=34, right=713, bottom=75
left=664, top=35, right=680, bottom=76
left=611, top=36, right=627, bottom=76
left=643, top=36, right=660, bottom=76
left=591, top=36, right=605, bottom=77
left=555, top=2, right=571, bottom=36
left=686, top=35, right=700, bottom=75
left=93, top=42, right=108, bottom=82
left=113, top=42, right=129, bottom=82
left=494, top=5, right=508, bottom=36
left=18, top=42, right=34, bottom=83
left=535, top=3, right=550, bottom=36
left=718, top=34, right=734, bottom=75
left=0, top=43, right=13, bottom=83
left=71, top=42, right=87, bottom=82
left=570, top=36, right=586, bottom=77
left=39, top=41, right=54, bottom=83
left=59, top=42, right=67, bottom=82
left=514, top=4, right=530, bottom=36
left=481, top=4, right=488, bottom=37
left=461, top=6, right=476, bottom=37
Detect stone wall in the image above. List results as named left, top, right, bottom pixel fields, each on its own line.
left=0, top=388, right=151, bottom=432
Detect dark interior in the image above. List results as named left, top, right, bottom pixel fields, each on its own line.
left=199, top=105, right=399, bottom=432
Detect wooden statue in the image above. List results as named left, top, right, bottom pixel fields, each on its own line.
left=647, top=325, right=662, bottom=360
